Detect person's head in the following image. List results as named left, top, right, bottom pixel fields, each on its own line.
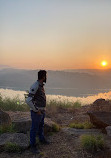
left=38, top=70, right=47, bottom=83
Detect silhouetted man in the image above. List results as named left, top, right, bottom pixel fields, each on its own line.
left=26, top=70, right=49, bottom=154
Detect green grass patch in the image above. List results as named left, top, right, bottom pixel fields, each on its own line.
left=69, top=121, right=94, bottom=129
left=0, top=124, right=16, bottom=134
left=80, top=134, right=104, bottom=152
left=52, top=123, right=60, bottom=132
left=4, top=142, right=22, bottom=153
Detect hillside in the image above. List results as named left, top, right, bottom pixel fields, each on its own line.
left=0, top=68, right=111, bottom=97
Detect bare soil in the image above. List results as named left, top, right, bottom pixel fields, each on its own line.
left=0, top=107, right=111, bottom=158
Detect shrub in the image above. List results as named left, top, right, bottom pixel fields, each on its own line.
left=72, top=101, right=82, bottom=108
left=69, top=122, right=94, bottom=129
left=4, top=142, right=22, bottom=153
left=80, top=134, right=104, bottom=152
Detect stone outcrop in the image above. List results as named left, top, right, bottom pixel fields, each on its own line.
left=89, top=98, right=111, bottom=112
left=0, top=133, right=29, bottom=149
left=87, top=99, right=111, bottom=129
left=0, top=109, right=12, bottom=126
left=93, top=98, right=107, bottom=105
left=12, top=118, right=31, bottom=133
left=44, top=118, right=58, bottom=133
left=87, top=112, right=111, bottom=128
left=12, top=117, right=58, bottom=134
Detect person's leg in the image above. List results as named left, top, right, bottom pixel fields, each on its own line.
left=30, top=110, right=42, bottom=146
left=38, top=112, right=49, bottom=144
left=38, top=112, right=45, bottom=141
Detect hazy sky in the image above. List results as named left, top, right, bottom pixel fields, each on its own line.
left=0, top=0, right=111, bottom=70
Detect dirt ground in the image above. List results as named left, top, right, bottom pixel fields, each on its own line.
left=0, top=107, right=111, bottom=158
left=0, top=130, right=95, bottom=158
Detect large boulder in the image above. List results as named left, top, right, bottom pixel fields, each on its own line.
left=44, top=118, right=59, bottom=133
left=12, top=118, right=31, bottom=133
left=0, top=133, right=29, bottom=149
left=93, top=98, right=107, bottom=105
left=89, top=98, right=111, bottom=112
left=12, top=117, right=58, bottom=134
left=0, top=109, right=12, bottom=126
left=87, top=112, right=111, bottom=128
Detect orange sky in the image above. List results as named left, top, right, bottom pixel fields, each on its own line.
left=0, top=1, right=111, bottom=70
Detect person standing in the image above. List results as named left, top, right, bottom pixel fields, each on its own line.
left=26, top=70, right=49, bottom=154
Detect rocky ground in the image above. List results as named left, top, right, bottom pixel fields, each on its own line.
left=0, top=99, right=111, bottom=158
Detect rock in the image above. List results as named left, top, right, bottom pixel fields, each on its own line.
left=106, top=126, right=111, bottom=136
left=0, top=109, right=12, bottom=126
left=62, top=127, right=102, bottom=137
left=87, top=112, right=111, bottom=128
left=44, top=118, right=59, bottom=133
left=12, top=117, right=58, bottom=134
left=90, top=98, right=111, bottom=112
left=93, top=98, right=107, bottom=105
left=0, top=133, right=29, bottom=149
left=12, top=118, right=31, bottom=133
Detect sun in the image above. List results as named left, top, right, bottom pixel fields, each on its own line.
left=101, top=61, right=108, bottom=67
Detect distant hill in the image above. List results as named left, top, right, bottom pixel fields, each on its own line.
left=64, top=69, right=111, bottom=76
left=0, top=68, right=111, bottom=97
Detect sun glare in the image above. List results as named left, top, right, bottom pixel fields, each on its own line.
left=101, top=61, right=108, bottom=67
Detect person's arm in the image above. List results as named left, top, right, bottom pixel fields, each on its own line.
left=29, top=81, right=39, bottom=95
left=28, top=100, right=39, bottom=112
left=29, top=81, right=39, bottom=112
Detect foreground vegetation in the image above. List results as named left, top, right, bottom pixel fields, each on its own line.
left=0, top=93, right=29, bottom=111
left=69, top=122, right=94, bottom=129
left=4, top=142, right=22, bottom=153
left=0, top=93, right=82, bottom=112
left=80, top=134, right=105, bottom=153
left=0, top=124, right=16, bottom=134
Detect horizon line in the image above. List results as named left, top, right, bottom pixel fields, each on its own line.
left=1, top=67, right=111, bottom=71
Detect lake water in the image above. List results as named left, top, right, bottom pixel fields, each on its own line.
left=0, top=86, right=111, bottom=98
